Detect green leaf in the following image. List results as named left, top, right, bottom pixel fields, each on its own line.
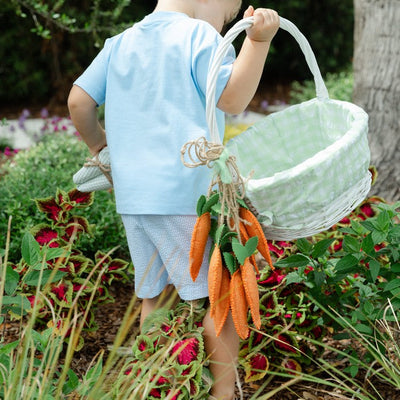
left=215, top=224, right=226, bottom=246
left=5, top=266, right=20, bottom=295
left=21, top=231, right=41, bottom=266
left=334, top=254, right=359, bottom=272
left=1, top=295, right=31, bottom=311
left=223, top=252, right=237, bottom=275
left=232, top=238, right=248, bottom=266
left=368, top=260, right=380, bottom=282
left=196, top=195, right=206, bottom=216
left=245, top=236, right=258, bottom=257
left=383, top=279, right=400, bottom=293
left=202, top=192, right=220, bottom=214
left=355, top=323, right=373, bottom=335
left=274, top=254, right=310, bottom=269
left=361, top=234, right=375, bottom=256
left=371, top=229, right=387, bottom=245
left=285, top=271, right=303, bottom=285
left=24, top=270, right=66, bottom=287
left=391, top=263, right=400, bottom=273
left=43, top=247, right=70, bottom=261
left=314, top=270, right=326, bottom=287
left=312, top=238, right=335, bottom=259
left=63, top=369, right=80, bottom=395
left=296, top=238, right=313, bottom=255
left=342, top=236, right=361, bottom=254
left=220, top=231, right=237, bottom=248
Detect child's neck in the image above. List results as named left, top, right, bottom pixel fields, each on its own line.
left=154, top=0, right=195, bottom=18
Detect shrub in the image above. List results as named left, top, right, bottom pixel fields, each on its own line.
left=0, top=132, right=128, bottom=262
left=290, top=69, right=354, bottom=104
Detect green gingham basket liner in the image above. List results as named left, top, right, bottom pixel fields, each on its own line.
left=206, top=17, right=371, bottom=240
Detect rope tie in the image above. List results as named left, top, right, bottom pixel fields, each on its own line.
left=181, top=137, right=248, bottom=234
left=84, top=154, right=113, bottom=185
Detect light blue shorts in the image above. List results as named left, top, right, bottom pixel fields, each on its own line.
left=121, top=215, right=210, bottom=300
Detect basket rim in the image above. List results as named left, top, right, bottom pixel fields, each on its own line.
left=230, top=98, right=369, bottom=190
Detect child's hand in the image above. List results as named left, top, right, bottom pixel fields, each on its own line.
left=244, top=6, right=279, bottom=43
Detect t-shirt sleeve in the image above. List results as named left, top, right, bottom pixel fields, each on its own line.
left=73, top=39, right=112, bottom=106
left=191, top=24, right=236, bottom=102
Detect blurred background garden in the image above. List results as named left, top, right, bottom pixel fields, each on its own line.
left=0, top=1, right=399, bottom=399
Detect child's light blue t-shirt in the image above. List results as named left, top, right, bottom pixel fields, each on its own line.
left=74, top=11, right=235, bottom=215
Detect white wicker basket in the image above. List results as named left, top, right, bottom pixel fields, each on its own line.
left=207, top=17, right=371, bottom=241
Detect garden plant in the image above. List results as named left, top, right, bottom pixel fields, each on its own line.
left=1, top=72, right=400, bottom=398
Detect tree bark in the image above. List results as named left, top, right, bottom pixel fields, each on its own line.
left=353, top=0, right=400, bottom=202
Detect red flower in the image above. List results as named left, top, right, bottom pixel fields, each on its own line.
left=171, top=337, right=199, bottom=365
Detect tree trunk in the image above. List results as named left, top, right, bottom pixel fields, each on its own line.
left=353, top=0, right=400, bottom=202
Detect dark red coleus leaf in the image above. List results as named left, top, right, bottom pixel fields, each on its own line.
left=68, top=188, right=94, bottom=207
left=36, top=197, right=64, bottom=222
left=275, top=334, right=296, bottom=353
left=34, top=226, right=59, bottom=246
left=171, top=337, right=199, bottom=365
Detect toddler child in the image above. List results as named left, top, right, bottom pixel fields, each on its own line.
left=68, top=1, right=279, bottom=399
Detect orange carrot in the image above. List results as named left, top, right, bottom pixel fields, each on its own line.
left=214, top=267, right=231, bottom=337
left=189, top=212, right=211, bottom=282
left=230, top=269, right=250, bottom=340
left=240, top=257, right=261, bottom=330
left=240, top=207, right=274, bottom=269
left=239, top=221, right=259, bottom=274
left=208, top=244, right=223, bottom=318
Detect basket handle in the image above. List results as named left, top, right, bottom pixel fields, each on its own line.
left=206, top=16, right=330, bottom=144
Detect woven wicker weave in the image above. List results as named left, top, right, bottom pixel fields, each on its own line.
left=207, top=17, right=371, bottom=240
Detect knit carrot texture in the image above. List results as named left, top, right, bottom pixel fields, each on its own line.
left=214, top=266, right=231, bottom=337
left=189, top=211, right=211, bottom=282
left=208, top=244, right=223, bottom=318
left=230, top=269, right=250, bottom=340
left=240, top=257, right=261, bottom=330
left=239, top=207, right=274, bottom=269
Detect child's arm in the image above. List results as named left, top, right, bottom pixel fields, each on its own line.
left=67, top=85, right=107, bottom=156
left=217, top=6, right=279, bottom=115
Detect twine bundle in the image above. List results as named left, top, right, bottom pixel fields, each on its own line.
left=181, top=136, right=248, bottom=234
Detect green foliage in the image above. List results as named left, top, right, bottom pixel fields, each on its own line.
left=2, top=188, right=133, bottom=339
left=0, top=131, right=129, bottom=262
left=113, top=301, right=212, bottom=399
left=1, top=0, right=353, bottom=106
left=290, top=69, right=354, bottom=104
left=276, top=198, right=400, bottom=338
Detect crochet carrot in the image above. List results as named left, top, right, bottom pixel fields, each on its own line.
left=239, top=221, right=259, bottom=274
left=214, top=267, right=231, bottom=337
left=240, top=207, right=274, bottom=269
left=240, top=257, right=261, bottom=330
left=230, top=269, right=250, bottom=340
left=189, top=211, right=211, bottom=282
left=208, top=244, right=223, bottom=318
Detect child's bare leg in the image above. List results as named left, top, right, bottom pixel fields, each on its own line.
left=203, top=309, right=239, bottom=400
left=140, top=284, right=179, bottom=328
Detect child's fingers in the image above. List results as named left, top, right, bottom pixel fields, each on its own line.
left=246, top=8, right=279, bottom=43
left=243, top=5, right=254, bottom=18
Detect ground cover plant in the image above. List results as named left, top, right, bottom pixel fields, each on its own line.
left=1, top=101, right=400, bottom=398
